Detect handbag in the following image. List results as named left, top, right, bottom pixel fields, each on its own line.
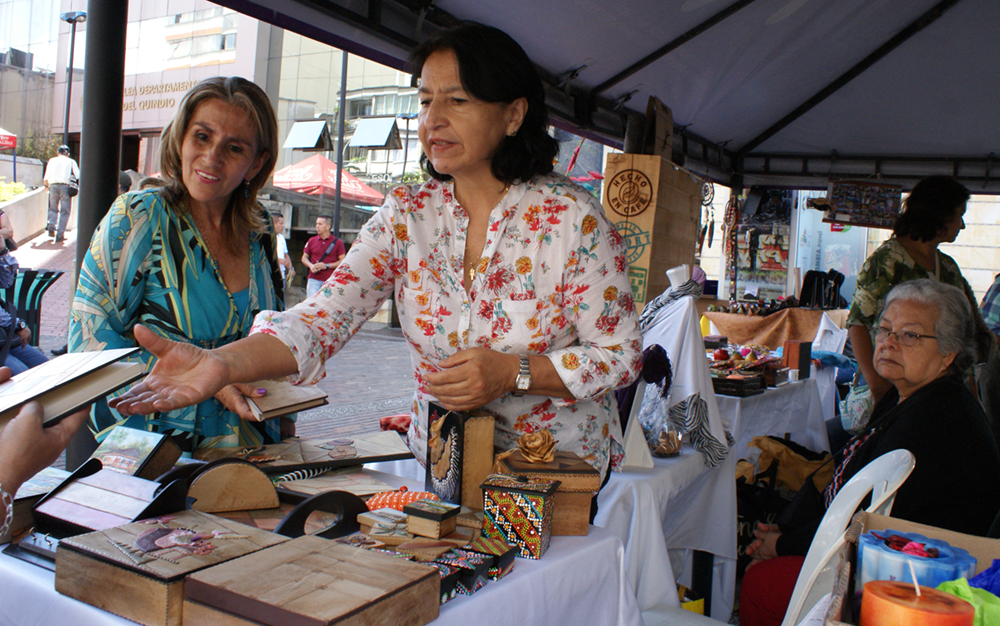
left=750, top=435, right=834, bottom=493
left=67, top=174, right=79, bottom=198
left=839, top=371, right=875, bottom=434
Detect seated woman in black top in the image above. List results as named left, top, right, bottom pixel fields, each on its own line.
left=740, top=278, right=1000, bottom=626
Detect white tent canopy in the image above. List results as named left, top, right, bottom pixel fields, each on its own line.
left=213, top=0, right=1000, bottom=191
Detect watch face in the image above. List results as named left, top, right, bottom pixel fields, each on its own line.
left=516, top=375, right=530, bottom=391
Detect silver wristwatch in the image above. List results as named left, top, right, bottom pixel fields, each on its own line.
left=513, top=356, right=531, bottom=396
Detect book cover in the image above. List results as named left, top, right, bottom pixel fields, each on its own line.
left=0, top=348, right=143, bottom=431
left=88, top=425, right=182, bottom=481
left=246, top=379, right=328, bottom=421
left=0, top=467, right=71, bottom=543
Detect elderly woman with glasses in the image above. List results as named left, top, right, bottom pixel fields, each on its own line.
left=739, top=278, right=1000, bottom=626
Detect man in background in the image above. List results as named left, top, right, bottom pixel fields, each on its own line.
left=301, top=215, right=345, bottom=298
left=271, top=211, right=294, bottom=286
left=42, top=145, right=79, bottom=244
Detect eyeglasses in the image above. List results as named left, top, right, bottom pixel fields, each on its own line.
left=874, top=327, right=938, bottom=347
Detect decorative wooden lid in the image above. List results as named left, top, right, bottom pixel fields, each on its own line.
left=480, top=473, right=560, bottom=496
left=403, top=499, right=460, bottom=522
left=493, top=450, right=600, bottom=492
left=58, top=510, right=288, bottom=582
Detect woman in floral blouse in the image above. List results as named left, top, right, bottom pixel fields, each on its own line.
left=848, top=175, right=992, bottom=403
left=112, top=23, right=643, bottom=478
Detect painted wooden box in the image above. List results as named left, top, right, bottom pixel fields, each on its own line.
left=53, top=510, right=288, bottom=626
left=463, top=535, right=517, bottom=580
left=479, top=473, right=560, bottom=560
left=434, top=549, right=492, bottom=595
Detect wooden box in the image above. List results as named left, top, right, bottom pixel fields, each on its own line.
left=601, top=154, right=701, bottom=309
left=434, top=549, right=492, bottom=595
left=428, top=562, right=462, bottom=604
left=711, top=373, right=766, bottom=397
left=358, top=507, right=408, bottom=536
left=54, top=510, right=288, bottom=626
left=183, top=535, right=439, bottom=626
left=404, top=499, right=460, bottom=539
left=464, top=535, right=516, bottom=580
left=493, top=450, right=600, bottom=536
left=480, top=474, right=560, bottom=560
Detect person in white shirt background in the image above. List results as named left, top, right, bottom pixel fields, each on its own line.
left=270, top=211, right=294, bottom=286
left=42, top=145, right=80, bottom=244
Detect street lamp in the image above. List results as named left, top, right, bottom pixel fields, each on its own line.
left=60, top=10, right=87, bottom=147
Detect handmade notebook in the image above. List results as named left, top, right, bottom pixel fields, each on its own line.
left=246, top=378, right=328, bottom=421
left=424, top=403, right=495, bottom=508
left=54, top=510, right=288, bottom=626
left=88, top=425, right=182, bottom=481
left=0, top=466, right=70, bottom=543
left=0, top=348, right=143, bottom=430
left=193, top=430, right=412, bottom=475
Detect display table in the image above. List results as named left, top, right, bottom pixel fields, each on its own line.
left=595, top=444, right=737, bottom=620
left=0, top=461, right=643, bottom=626
left=719, top=377, right=831, bottom=460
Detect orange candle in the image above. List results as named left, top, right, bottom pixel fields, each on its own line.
left=860, top=581, right=974, bottom=626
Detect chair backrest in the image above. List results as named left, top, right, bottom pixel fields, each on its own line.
left=781, top=449, right=915, bottom=626
left=1, top=269, right=64, bottom=347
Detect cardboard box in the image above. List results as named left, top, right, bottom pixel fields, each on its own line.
left=825, top=512, right=1000, bottom=625
left=601, top=154, right=700, bottom=309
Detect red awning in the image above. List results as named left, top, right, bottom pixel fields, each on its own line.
left=0, top=128, right=15, bottom=151
left=272, top=154, right=384, bottom=206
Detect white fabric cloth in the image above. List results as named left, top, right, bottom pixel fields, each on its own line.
left=276, top=232, right=289, bottom=279
left=720, top=378, right=831, bottom=461
left=636, top=294, right=731, bottom=465
left=595, top=445, right=737, bottom=619
left=0, top=459, right=643, bottom=626
left=42, top=154, right=79, bottom=185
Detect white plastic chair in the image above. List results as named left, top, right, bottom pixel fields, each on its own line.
left=781, top=449, right=915, bottom=626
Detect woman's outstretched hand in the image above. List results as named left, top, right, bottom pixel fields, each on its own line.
left=109, top=324, right=232, bottom=416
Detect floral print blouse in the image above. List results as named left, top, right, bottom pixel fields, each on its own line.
left=70, top=189, right=285, bottom=451
left=252, top=173, right=643, bottom=475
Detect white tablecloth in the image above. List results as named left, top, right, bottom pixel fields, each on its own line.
left=596, top=445, right=737, bottom=620
left=719, top=378, right=831, bottom=461
left=0, top=460, right=643, bottom=626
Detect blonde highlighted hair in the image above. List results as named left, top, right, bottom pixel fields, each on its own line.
left=158, top=76, right=278, bottom=243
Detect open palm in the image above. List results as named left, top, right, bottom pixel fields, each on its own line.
left=110, top=325, right=231, bottom=416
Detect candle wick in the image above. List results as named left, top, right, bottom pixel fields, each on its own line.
left=907, top=560, right=921, bottom=597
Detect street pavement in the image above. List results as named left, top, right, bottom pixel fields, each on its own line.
left=12, top=224, right=415, bottom=445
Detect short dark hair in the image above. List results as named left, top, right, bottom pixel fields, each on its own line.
left=894, top=175, right=970, bottom=243
left=409, top=22, right=558, bottom=185
left=317, top=215, right=333, bottom=227
left=270, top=211, right=283, bottom=221
left=58, top=145, right=70, bottom=155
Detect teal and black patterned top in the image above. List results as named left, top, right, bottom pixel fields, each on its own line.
left=69, top=189, right=284, bottom=451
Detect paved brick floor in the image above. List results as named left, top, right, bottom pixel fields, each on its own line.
left=14, top=225, right=415, bottom=444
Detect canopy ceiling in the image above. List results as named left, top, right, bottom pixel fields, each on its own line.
left=222, top=0, right=1000, bottom=191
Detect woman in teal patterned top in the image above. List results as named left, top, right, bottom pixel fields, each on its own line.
left=69, top=77, right=287, bottom=452
left=848, top=176, right=993, bottom=403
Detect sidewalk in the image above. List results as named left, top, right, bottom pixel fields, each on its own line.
left=12, top=226, right=415, bottom=441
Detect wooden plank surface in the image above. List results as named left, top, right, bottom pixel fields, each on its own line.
left=185, top=536, right=439, bottom=626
